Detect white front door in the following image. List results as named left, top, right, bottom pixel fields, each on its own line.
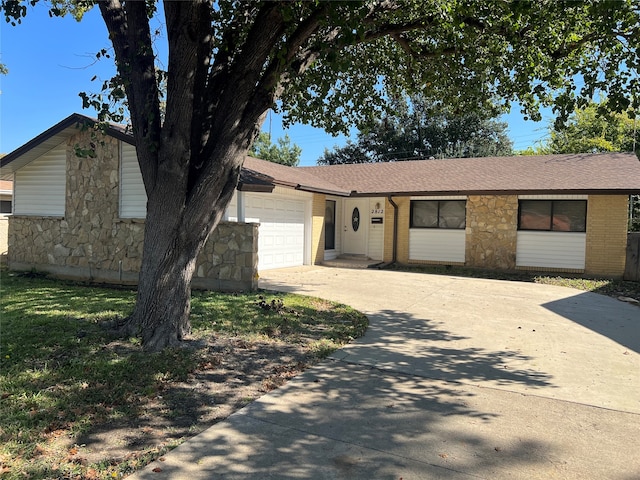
left=343, top=198, right=369, bottom=255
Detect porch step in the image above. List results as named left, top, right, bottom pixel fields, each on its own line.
left=321, top=255, right=383, bottom=269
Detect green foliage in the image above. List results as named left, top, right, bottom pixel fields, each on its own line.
left=544, top=100, right=638, bottom=155
left=630, top=195, right=640, bottom=232
left=318, top=95, right=513, bottom=164
left=3, top=1, right=637, bottom=135
left=249, top=132, right=302, bottom=166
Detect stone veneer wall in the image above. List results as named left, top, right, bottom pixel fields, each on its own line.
left=8, top=130, right=258, bottom=291
left=465, top=195, right=518, bottom=270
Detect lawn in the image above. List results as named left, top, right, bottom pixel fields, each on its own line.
left=0, top=268, right=368, bottom=480
left=388, top=264, right=640, bottom=304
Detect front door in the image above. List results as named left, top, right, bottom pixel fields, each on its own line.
left=343, top=199, right=368, bottom=255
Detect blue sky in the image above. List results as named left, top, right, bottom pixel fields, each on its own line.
left=1, top=4, right=552, bottom=166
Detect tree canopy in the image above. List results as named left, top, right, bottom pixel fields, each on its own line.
left=2, top=0, right=639, bottom=350
left=544, top=100, right=637, bottom=155
left=318, top=96, right=513, bottom=164
left=249, top=132, right=302, bottom=166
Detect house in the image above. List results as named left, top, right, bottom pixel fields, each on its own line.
left=1, top=113, right=639, bottom=290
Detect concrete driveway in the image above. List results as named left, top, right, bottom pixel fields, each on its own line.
left=132, top=266, right=640, bottom=480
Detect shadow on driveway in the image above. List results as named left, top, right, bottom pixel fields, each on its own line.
left=541, top=290, right=640, bottom=354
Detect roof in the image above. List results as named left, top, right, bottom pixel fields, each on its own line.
left=303, top=153, right=640, bottom=196
left=0, top=113, right=132, bottom=179
left=242, top=157, right=349, bottom=196
left=2, top=113, right=640, bottom=196
left=0, top=113, right=349, bottom=195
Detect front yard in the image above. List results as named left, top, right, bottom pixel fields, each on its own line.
left=0, top=269, right=368, bottom=480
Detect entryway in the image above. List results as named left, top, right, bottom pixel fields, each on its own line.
left=343, top=198, right=369, bottom=255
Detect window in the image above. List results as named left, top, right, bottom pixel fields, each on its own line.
left=519, top=200, right=587, bottom=232
left=411, top=200, right=466, bottom=229
left=324, top=200, right=336, bottom=250
left=0, top=200, right=11, bottom=214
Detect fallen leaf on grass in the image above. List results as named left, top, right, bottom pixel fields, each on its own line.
left=152, top=467, right=163, bottom=472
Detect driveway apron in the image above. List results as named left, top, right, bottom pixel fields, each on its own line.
left=131, top=266, right=640, bottom=480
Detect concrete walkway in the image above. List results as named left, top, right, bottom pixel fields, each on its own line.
left=131, top=267, right=640, bottom=479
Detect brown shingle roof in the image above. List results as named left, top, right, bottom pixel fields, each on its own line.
left=3, top=113, right=639, bottom=196
left=242, top=156, right=349, bottom=195
left=302, top=153, right=640, bottom=195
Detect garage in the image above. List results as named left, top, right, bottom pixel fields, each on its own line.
left=244, top=191, right=308, bottom=271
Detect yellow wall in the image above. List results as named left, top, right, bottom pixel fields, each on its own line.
left=585, top=195, right=629, bottom=277
left=311, top=193, right=326, bottom=264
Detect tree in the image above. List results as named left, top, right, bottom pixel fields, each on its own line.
left=544, top=100, right=638, bottom=155
left=249, top=132, right=302, bottom=166
left=3, top=1, right=638, bottom=351
left=318, top=95, right=513, bottom=164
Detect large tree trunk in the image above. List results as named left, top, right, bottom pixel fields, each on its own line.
left=123, top=143, right=243, bottom=352
left=99, top=1, right=288, bottom=351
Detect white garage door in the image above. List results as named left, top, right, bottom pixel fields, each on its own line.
left=245, top=193, right=307, bottom=270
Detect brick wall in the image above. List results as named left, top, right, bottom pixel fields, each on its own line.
left=311, top=193, right=326, bottom=264
left=585, top=195, right=629, bottom=277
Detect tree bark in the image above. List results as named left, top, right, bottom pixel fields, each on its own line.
left=124, top=144, right=242, bottom=351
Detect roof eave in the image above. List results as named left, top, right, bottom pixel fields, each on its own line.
left=0, top=113, right=134, bottom=176
left=348, top=188, right=640, bottom=197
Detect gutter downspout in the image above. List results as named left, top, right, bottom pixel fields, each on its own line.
left=387, top=196, right=398, bottom=264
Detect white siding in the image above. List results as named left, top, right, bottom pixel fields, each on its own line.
left=409, top=229, right=466, bottom=262
left=367, top=197, right=385, bottom=261
left=224, top=191, right=238, bottom=222
left=14, top=143, right=66, bottom=216
left=120, top=143, right=147, bottom=218
left=516, top=231, right=586, bottom=269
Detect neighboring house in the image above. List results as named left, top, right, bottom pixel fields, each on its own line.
left=0, top=179, right=12, bottom=257
left=1, top=113, right=639, bottom=290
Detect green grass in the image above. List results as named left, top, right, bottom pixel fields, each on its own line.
left=388, top=264, right=640, bottom=301
left=0, top=268, right=367, bottom=479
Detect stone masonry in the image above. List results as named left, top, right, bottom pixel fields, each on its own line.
left=8, top=130, right=258, bottom=291
left=465, top=195, right=518, bottom=270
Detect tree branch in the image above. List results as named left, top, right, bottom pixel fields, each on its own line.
left=99, top=0, right=161, bottom=191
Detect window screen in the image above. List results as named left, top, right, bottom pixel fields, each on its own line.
left=519, top=200, right=587, bottom=232
left=411, top=200, right=466, bottom=229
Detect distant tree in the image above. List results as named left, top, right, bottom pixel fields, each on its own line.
left=318, top=96, right=512, bottom=165
left=249, top=132, right=302, bottom=166
left=545, top=101, right=637, bottom=155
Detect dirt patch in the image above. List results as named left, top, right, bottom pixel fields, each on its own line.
left=61, top=335, right=311, bottom=470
